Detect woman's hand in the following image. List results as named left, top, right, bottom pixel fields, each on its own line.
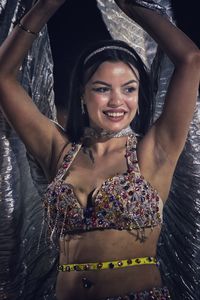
left=114, top=0, right=136, bottom=19
left=39, top=0, right=66, bottom=6
left=37, top=0, right=66, bottom=9
left=114, top=0, right=129, bottom=10
left=114, top=0, right=167, bottom=16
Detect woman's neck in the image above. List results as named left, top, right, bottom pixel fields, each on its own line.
left=81, top=125, right=134, bottom=156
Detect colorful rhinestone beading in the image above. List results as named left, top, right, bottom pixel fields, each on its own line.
left=42, top=134, right=163, bottom=242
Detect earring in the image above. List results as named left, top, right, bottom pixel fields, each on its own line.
left=81, top=97, right=85, bottom=114
left=137, top=105, right=140, bottom=116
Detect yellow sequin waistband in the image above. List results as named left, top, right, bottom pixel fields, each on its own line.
left=58, top=256, right=157, bottom=272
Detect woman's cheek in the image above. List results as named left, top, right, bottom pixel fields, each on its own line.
left=127, top=96, right=138, bottom=106
left=92, top=95, right=109, bottom=106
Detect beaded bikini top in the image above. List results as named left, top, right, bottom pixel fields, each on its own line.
left=43, top=134, right=163, bottom=241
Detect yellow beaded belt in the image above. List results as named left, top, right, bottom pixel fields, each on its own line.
left=58, top=256, right=157, bottom=272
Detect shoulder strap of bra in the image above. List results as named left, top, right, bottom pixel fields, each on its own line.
left=55, top=143, right=82, bottom=181
left=126, top=134, right=140, bottom=174
left=55, top=142, right=69, bottom=170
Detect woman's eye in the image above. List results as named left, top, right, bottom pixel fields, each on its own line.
left=124, top=86, right=136, bottom=93
left=93, top=87, right=109, bottom=93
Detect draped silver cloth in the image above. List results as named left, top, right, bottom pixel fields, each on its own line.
left=0, top=1, right=57, bottom=299
left=0, top=0, right=199, bottom=299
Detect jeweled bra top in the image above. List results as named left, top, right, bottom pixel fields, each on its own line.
left=43, top=134, right=163, bottom=241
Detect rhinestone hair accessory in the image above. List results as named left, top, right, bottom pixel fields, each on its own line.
left=84, top=46, right=137, bottom=65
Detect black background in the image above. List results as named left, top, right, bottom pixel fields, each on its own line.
left=48, top=0, right=200, bottom=109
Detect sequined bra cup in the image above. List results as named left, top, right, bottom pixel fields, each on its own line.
left=43, top=134, right=163, bottom=241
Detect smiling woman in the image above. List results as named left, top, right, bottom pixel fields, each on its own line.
left=66, top=39, right=153, bottom=143
left=0, top=0, right=199, bottom=299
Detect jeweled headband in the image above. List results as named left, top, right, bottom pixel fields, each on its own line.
left=84, top=46, right=137, bottom=65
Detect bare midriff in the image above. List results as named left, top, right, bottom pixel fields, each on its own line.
left=56, top=227, right=162, bottom=300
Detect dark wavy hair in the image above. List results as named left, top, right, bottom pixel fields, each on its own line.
left=65, top=39, right=154, bottom=143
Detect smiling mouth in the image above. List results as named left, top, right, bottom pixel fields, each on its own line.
left=103, top=111, right=126, bottom=117
left=103, top=111, right=127, bottom=122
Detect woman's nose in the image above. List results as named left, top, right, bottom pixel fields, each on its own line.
left=108, top=91, right=123, bottom=107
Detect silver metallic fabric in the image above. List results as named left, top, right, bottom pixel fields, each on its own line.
left=0, top=1, right=57, bottom=299
left=129, top=0, right=167, bottom=15
left=0, top=0, right=199, bottom=299
left=97, top=1, right=200, bottom=299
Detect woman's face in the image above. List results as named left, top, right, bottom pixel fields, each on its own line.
left=83, top=61, right=139, bottom=132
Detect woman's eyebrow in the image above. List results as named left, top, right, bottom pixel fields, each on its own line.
left=91, top=79, right=138, bottom=86
left=91, top=80, right=111, bottom=87
left=122, top=80, right=138, bottom=86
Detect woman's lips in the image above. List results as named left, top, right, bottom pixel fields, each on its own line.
left=103, top=110, right=127, bottom=121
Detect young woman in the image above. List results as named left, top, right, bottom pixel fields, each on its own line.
left=0, top=0, right=199, bottom=299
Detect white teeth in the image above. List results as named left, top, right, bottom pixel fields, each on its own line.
left=105, top=112, right=124, bottom=117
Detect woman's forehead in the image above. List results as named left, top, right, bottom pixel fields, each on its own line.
left=90, top=61, right=139, bottom=80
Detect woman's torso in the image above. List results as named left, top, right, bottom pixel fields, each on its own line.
left=43, top=134, right=164, bottom=300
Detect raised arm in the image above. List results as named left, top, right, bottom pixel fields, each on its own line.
left=115, top=0, right=200, bottom=159
left=0, top=0, right=66, bottom=177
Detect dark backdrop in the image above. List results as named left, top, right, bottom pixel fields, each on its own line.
left=48, top=0, right=200, bottom=110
